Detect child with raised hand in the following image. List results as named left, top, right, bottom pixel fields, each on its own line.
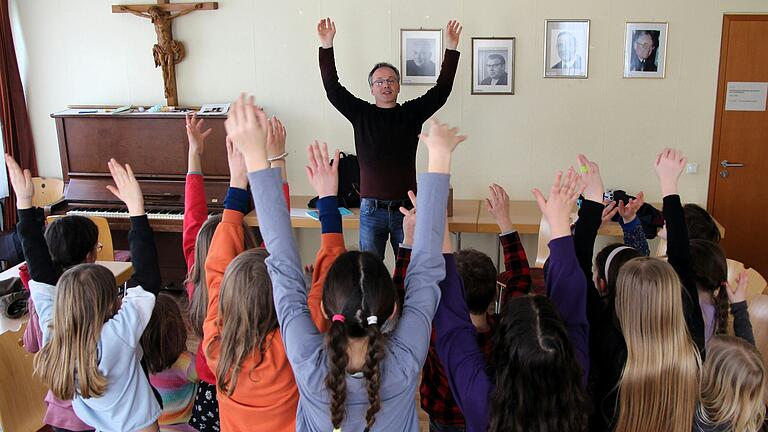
left=11, top=156, right=162, bottom=432
left=227, top=93, right=463, bottom=431
left=199, top=136, right=289, bottom=431
left=694, top=270, right=763, bottom=432
left=434, top=168, right=590, bottom=432
left=609, top=148, right=704, bottom=432
left=7, top=163, right=99, bottom=431
left=392, top=183, right=533, bottom=431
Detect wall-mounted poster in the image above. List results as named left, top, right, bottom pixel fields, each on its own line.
left=624, top=22, right=668, bottom=78
left=544, top=19, right=590, bottom=78
left=472, top=37, right=515, bottom=95
left=401, top=28, right=443, bottom=85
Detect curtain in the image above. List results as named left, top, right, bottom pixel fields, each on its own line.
left=0, top=0, right=37, bottom=230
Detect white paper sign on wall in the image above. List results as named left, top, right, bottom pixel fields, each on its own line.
left=725, top=82, right=768, bottom=111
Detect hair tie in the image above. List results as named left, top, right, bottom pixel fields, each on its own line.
left=605, top=246, right=633, bottom=284
left=331, top=314, right=345, bottom=323
left=367, top=315, right=378, bottom=325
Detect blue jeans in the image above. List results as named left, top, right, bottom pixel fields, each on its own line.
left=429, top=418, right=466, bottom=432
left=359, top=198, right=405, bottom=260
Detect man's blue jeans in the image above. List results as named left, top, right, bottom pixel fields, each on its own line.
left=359, top=198, right=405, bottom=260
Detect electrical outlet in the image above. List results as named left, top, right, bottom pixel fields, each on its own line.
left=686, top=163, right=699, bottom=174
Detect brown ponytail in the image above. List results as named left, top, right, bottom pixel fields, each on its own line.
left=325, top=320, right=350, bottom=429
left=714, top=285, right=730, bottom=335
left=362, top=324, right=386, bottom=431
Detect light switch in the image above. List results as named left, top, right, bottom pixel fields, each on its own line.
left=686, top=163, right=699, bottom=174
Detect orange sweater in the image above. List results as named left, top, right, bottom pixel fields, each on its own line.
left=202, top=209, right=344, bottom=431
left=308, top=232, right=347, bottom=333
left=202, top=209, right=295, bottom=432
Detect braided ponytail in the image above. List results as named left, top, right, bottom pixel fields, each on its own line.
left=325, top=320, right=350, bottom=429
left=714, top=285, right=730, bottom=335
left=362, top=323, right=386, bottom=431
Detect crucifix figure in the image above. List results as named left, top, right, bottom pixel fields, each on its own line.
left=113, top=1, right=218, bottom=106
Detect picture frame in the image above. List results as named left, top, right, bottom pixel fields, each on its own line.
left=544, top=19, right=590, bottom=79
left=400, top=28, right=443, bottom=85
left=623, top=22, right=668, bottom=78
left=471, top=37, right=515, bottom=95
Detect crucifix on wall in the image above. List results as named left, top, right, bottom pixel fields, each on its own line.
left=112, top=0, right=218, bottom=106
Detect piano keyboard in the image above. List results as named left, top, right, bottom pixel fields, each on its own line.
left=66, top=208, right=219, bottom=221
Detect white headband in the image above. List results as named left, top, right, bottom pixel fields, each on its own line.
left=367, top=315, right=378, bottom=325
left=605, top=246, right=633, bottom=284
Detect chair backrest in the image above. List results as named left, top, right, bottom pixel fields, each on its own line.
left=535, top=215, right=552, bottom=268
left=0, top=323, right=47, bottom=432
left=46, top=215, right=115, bottom=262
left=31, top=177, right=64, bottom=208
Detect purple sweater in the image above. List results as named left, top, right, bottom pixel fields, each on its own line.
left=433, top=236, right=589, bottom=432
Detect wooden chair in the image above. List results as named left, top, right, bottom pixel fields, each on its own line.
left=31, top=177, right=64, bottom=209
left=0, top=323, right=47, bottom=431
left=46, top=215, right=116, bottom=262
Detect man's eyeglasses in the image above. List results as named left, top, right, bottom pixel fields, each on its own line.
left=372, top=79, right=399, bottom=87
left=487, top=63, right=504, bottom=68
left=634, top=41, right=652, bottom=50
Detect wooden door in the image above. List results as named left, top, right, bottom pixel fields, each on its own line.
left=708, top=15, right=768, bottom=276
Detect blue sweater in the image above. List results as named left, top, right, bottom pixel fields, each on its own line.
left=248, top=167, right=449, bottom=431
left=433, top=236, right=589, bottom=432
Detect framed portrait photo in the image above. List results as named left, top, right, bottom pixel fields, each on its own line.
left=472, top=37, right=515, bottom=95
left=624, top=22, right=668, bottom=78
left=544, top=19, right=590, bottom=78
left=401, top=28, right=443, bottom=85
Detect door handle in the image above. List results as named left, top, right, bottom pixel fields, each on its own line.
left=721, top=160, right=744, bottom=168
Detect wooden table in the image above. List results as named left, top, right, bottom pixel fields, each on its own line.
left=0, top=260, right=133, bottom=336
left=476, top=201, right=628, bottom=236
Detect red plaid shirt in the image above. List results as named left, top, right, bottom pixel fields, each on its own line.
left=393, top=231, right=532, bottom=426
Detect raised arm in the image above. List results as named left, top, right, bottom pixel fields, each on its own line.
left=392, top=119, right=464, bottom=373
left=305, top=141, right=346, bottom=332
left=182, top=113, right=211, bottom=275
left=655, top=148, right=705, bottom=357
left=617, top=192, right=650, bottom=256
left=106, top=159, right=161, bottom=295
left=227, top=94, right=324, bottom=367
left=404, top=20, right=462, bottom=121
left=534, top=169, right=590, bottom=383
left=317, top=18, right=368, bottom=121
left=726, top=270, right=755, bottom=345
left=392, top=190, right=417, bottom=305
left=202, top=139, right=251, bottom=358
left=6, top=155, right=59, bottom=285
left=486, top=183, right=532, bottom=300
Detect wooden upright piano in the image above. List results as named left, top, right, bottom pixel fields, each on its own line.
left=50, top=110, right=232, bottom=287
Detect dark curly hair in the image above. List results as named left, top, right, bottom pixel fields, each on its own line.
left=455, top=249, right=497, bottom=314
left=323, top=251, right=395, bottom=431
left=487, top=295, right=589, bottom=432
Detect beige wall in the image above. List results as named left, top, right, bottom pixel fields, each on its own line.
left=12, top=0, right=768, bottom=265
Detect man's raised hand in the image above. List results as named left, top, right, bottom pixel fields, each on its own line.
left=446, top=20, right=463, bottom=50
left=317, top=17, right=336, bottom=49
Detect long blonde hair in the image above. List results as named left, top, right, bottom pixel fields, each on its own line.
left=187, top=215, right=258, bottom=339
left=699, top=335, right=766, bottom=432
left=614, top=258, right=701, bottom=432
left=34, top=264, right=118, bottom=399
left=209, top=248, right=278, bottom=396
